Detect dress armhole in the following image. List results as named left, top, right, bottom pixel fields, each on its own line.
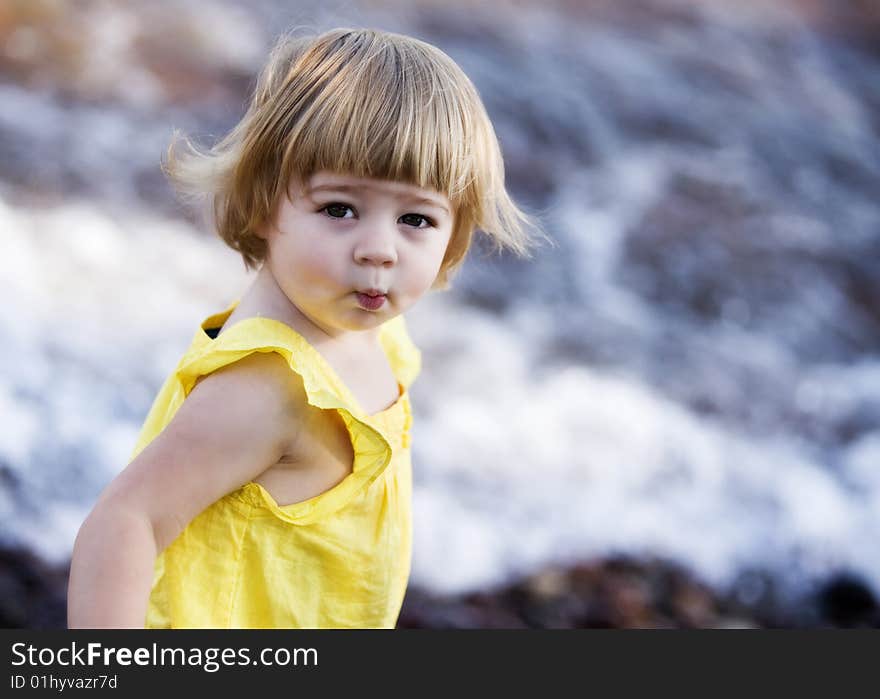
left=132, top=315, right=398, bottom=526
left=176, top=343, right=394, bottom=526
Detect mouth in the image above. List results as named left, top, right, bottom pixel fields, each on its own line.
left=355, top=289, right=387, bottom=311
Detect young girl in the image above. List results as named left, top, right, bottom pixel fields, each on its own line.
left=67, top=26, right=539, bottom=628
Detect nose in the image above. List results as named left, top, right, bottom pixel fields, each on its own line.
left=353, top=223, right=398, bottom=267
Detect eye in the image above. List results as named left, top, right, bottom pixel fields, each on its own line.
left=399, top=213, right=434, bottom=229
left=320, top=203, right=355, bottom=219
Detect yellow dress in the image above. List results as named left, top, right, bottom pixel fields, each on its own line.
left=130, top=299, right=421, bottom=628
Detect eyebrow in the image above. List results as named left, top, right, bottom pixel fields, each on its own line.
left=306, top=183, right=450, bottom=215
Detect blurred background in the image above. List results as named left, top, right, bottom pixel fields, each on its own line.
left=1, top=0, right=879, bottom=628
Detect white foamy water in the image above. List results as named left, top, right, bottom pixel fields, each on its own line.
left=406, top=294, right=880, bottom=598
left=0, top=195, right=247, bottom=561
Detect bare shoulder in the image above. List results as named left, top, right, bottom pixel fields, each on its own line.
left=192, top=349, right=307, bottom=415
left=191, top=350, right=312, bottom=474
left=99, top=350, right=307, bottom=551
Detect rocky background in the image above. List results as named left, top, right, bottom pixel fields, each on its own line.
left=1, top=0, right=878, bottom=628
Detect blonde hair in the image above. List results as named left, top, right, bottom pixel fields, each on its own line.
left=163, top=27, right=543, bottom=288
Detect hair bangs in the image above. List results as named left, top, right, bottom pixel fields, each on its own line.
left=278, top=35, right=477, bottom=208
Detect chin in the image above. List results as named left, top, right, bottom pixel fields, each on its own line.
left=342, top=312, right=388, bottom=331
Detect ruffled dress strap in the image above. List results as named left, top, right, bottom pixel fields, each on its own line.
left=131, top=299, right=421, bottom=526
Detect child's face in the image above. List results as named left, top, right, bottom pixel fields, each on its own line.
left=258, top=171, right=454, bottom=337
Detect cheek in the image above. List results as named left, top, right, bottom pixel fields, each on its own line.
left=292, top=240, right=345, bottom=286
left=428, top=234, right=453, bottom=273
left=402, top=242, right=448, bottom=292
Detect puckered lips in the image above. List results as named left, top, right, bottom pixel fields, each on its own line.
left=355, top=288, right=387, bottom=311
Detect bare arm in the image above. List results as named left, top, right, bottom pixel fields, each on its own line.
left=67, top=351, right=305, bottom=628
left=67, top=503, right=160, bottom=628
